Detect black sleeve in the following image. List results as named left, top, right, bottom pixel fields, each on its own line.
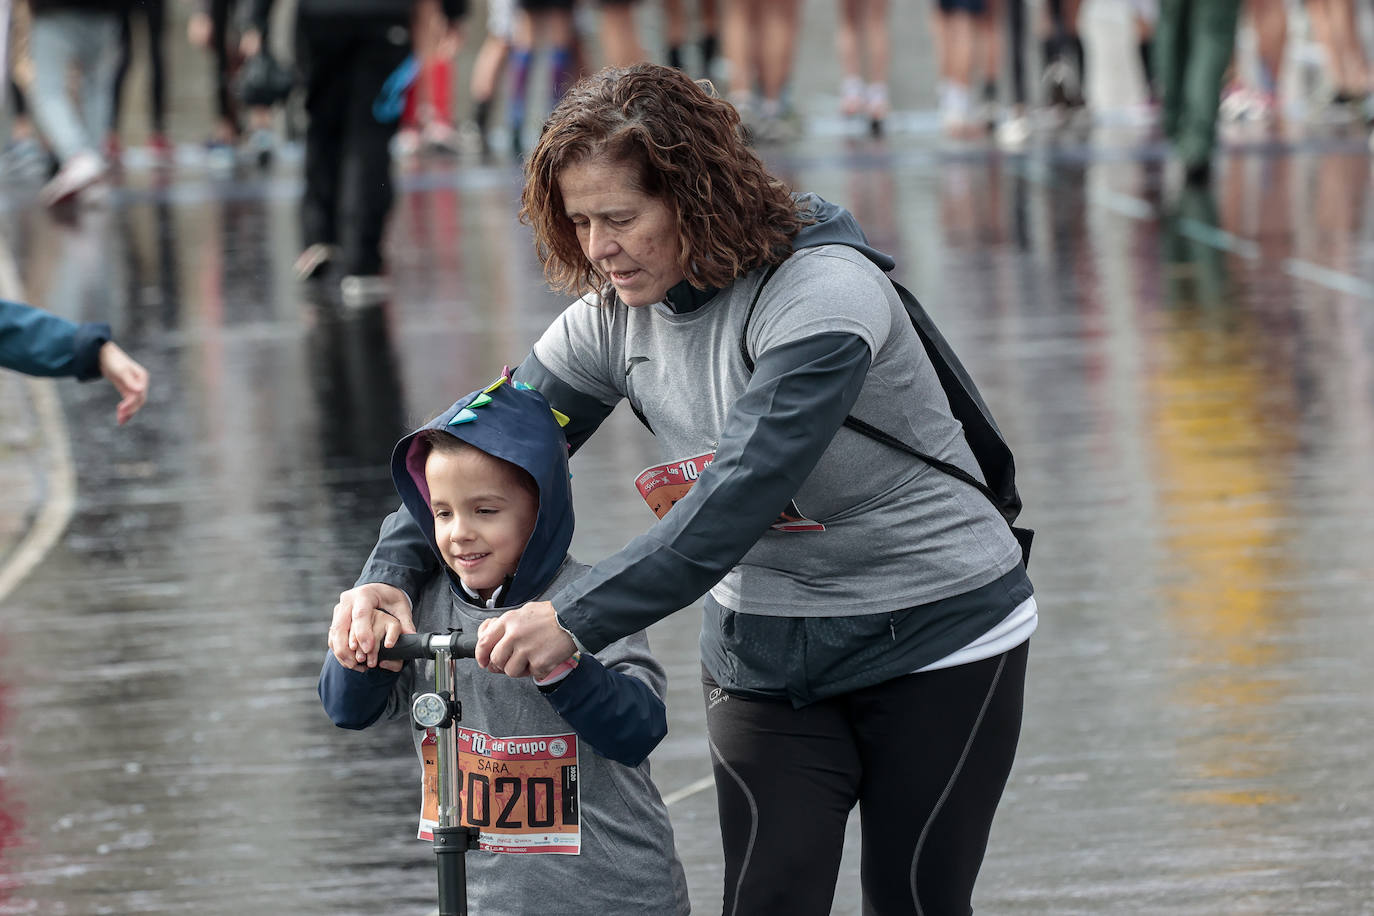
left=70, top=322, right=112, bottom=382
left=540, top=653, right=667, bottom=767
left=549, top=332, right=871, bottom=652
left=353, top=504, right=441, bottom=601
left=317, top=653, right=403, bottom=729
left=513, top=348, right=615, bottom=456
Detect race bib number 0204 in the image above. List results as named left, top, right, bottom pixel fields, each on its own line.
left=419, top=726, right=580, bottom=855
left=634, top=452, right=825, bottom=532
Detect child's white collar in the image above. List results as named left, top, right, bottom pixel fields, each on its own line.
left=459, top=580, right=505, bottom=608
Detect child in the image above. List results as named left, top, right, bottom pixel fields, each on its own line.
left=318, top=372, right=690, bottom=914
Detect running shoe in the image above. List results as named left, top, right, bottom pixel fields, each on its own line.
left=39, top=151, right=107, bottom=207
left=246, top=128, right=275, bottom=168
left=867, top=82, right=889, bottom=137
left=840, top=76, right=865, bottom=117
left=341, top=274, right=391, bottom=306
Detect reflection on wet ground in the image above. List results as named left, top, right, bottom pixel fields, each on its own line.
left=2, top=127, right=1373, bottom=914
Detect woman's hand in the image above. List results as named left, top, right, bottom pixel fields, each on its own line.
left=328, top=583, right=415, bottom=670
left=476, top=601, right=575, bottom=679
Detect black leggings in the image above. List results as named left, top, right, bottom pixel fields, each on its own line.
left=703, top=640, right=1028, bottom=916
left=113, top=0, right=167, bottom=132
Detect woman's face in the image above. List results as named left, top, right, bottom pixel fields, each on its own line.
left=559, top=157, right=685, bottom=308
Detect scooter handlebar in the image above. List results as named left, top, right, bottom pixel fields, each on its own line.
left=378, top=631, right=480, bottom=661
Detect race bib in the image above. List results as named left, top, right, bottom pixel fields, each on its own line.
left=634, top=452, right=825, bottom=532
left=419, top=727, right=581, bottom=855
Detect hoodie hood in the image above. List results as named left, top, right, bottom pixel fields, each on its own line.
left=791, top=192, right=896, bottom=271
left=391, top=371, right=574, bottom=607
left=660, top=192, right=894, bottom=315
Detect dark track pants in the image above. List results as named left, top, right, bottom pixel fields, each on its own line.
left=703, top=640, right=1028, bottom=916
left=1156, top=0, right=1242, bottom=170
left=296, top=15, right=411, bottom=276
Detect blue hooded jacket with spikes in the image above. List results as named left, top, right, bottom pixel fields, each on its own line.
left=391, top=375, right=574, bottom=606
left=318, top=375, right=672, bottom=770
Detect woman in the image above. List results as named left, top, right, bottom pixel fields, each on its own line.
left=332, top=64, right=1036, bottom=915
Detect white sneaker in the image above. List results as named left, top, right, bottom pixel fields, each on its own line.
left=340, top=274, right=391, bottom=306
left=996, top=115, right=1032, bottom=149
left=40, top=151, right=106, bottom=207
left=246, top=128, right=275, bottom=168
left=422, top=121, right=462, bottom=154
left=393, top=128, right=422, bottom=157
left=939, top=81, right=973, bottom=134
left=840, top=76, right=865, bottom=117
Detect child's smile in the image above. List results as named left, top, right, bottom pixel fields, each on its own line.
left=425, top=447, right=539, bottom=601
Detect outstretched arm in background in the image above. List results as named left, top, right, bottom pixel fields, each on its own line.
left=2, top=300, right=149, bottom=424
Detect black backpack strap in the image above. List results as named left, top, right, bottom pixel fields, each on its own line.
left=739, top=258, right=988, bottom=497
left=739, top=262, right=782, bottom=373
left=737, top=260, right=1032, bottom=566
left=839, top=414, right=1000, bottom=504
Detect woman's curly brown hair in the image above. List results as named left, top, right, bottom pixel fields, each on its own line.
left=520, top=64, right=810, bottom=298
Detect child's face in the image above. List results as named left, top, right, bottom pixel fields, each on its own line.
left=425, top=447, right=539, bottom=600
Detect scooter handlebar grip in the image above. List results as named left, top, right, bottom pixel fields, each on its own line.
left=377, top=633, right=433, bottom=661
left=449, top=632, right=479, bottom=659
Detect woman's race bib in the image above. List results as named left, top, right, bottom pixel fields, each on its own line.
left=633, top=452, right=824, bottom=532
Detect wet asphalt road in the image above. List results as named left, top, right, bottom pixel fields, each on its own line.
left=3, top=20, right=1374, bottom=915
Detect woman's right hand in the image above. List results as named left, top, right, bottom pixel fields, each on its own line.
left=329, top=583, right=416, bottom=670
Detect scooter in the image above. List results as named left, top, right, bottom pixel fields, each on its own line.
left=379, top=631, right=481, bottom=916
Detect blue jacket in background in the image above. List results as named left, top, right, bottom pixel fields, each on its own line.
left=1, top=300, right=111, bottom=381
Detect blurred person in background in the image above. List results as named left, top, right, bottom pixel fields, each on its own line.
left=662, top=0, right=718, bottom=78
left=1305, top=0, right=1369, bottom=115
left=109, top=0, right=172, bottom=166
left=722, top=0, right=803, bottom=141
left=505, top=0, right=576, bottom=159
left=974, top=0, right=1003, bottom=131
left=462, top=0, right=512, bottom=160
left=1040, top=0, right=1085, bottom=114
left=1219, top=0, right=1285, bottom=125
left=395, top=0, right=465, bottom=156
left=596, top=0, right=646, bottom=67
left=932, top=0, right=983, bottom=136
left=1131, top=0, right=1158, bottom=109
left=4, top=1, right=56, bottom=181
left=1156, top=0, right=1241, bottom=184
left=187, top=0, right=276, bottom=166
left=836, top=0, right=889, bottom=135
left=997, top=0, right=1032, bottom=146
left=246, top=0, right=466, bottom=300
left=26, top=0, right=130, bottom=206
